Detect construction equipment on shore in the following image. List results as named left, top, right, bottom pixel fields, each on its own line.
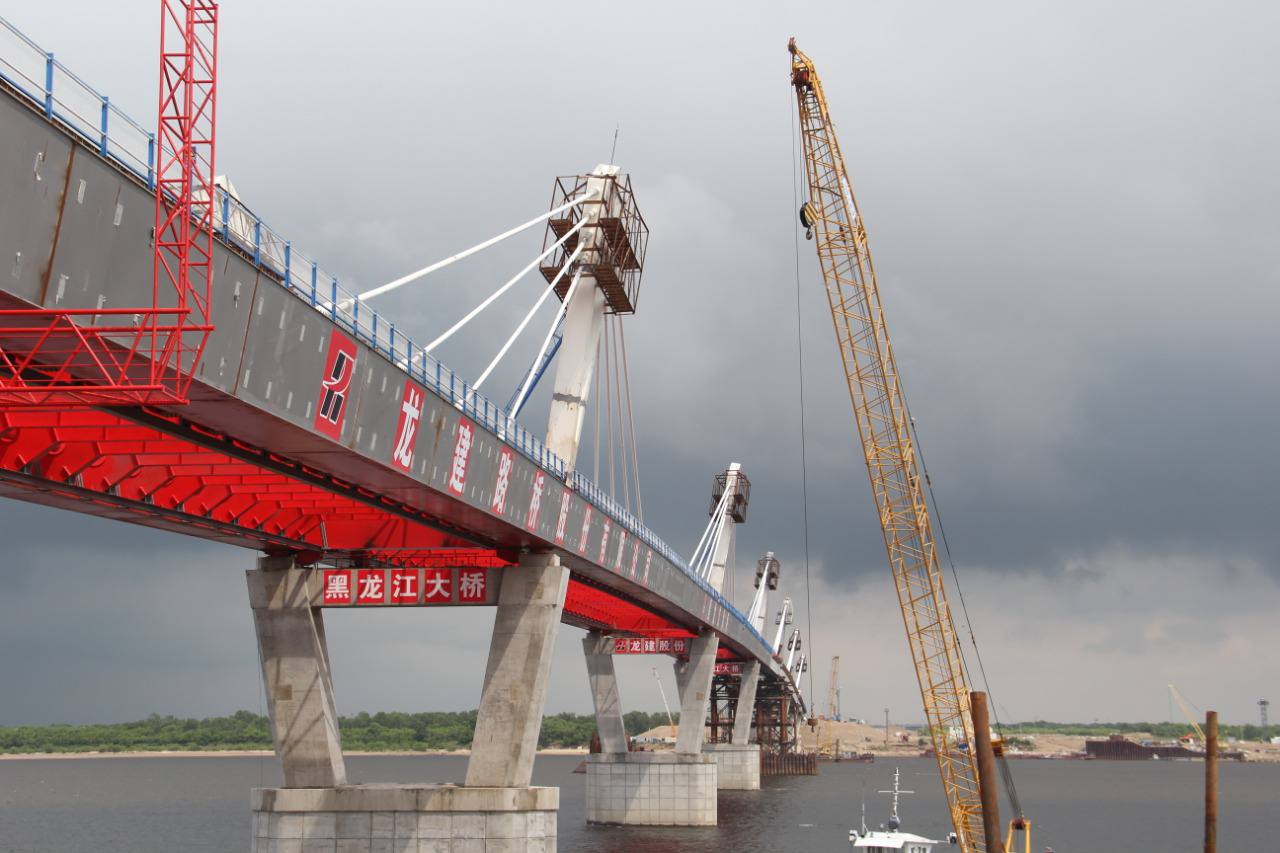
left=788, top=38, right=1028, bottom=853
left=1169, top=683, right=1208, bottom=745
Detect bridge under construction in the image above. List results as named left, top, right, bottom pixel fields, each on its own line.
left=0, top=5, right=816, bottom=850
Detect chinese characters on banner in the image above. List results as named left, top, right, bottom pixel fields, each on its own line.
left=525, top=471, right=545, bottom=531
left=491, top=447, right=514, bottom=514
left=391, top=381, right=424, bottom=472
left=611, top=637, right=690, bottom=655
left=554, top=491, right=571, bottom=544
left=448, top=418, right=475, bottom=496
left=314, top=331, right=358, bottom=439
left=320, top=568, right=498, bottom=606
left=714, top=662, right=744, bottom=676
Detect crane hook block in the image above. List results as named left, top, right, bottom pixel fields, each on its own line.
left=799, top=202, right=817, bottom=240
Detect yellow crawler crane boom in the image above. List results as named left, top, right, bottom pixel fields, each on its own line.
left=788, top=39, right=986, bottom=852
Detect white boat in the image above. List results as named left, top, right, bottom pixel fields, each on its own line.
left=849, top=767, right=948, bottom=853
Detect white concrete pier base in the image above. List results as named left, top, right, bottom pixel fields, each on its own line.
left=584, top=752, right=717, bottom=826
left=702, top=743, right=761, bottom=790
left=251, top=784, right=557, bottom=852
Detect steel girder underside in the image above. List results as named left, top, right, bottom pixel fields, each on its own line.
left=0, top=407, right=684, bottom=638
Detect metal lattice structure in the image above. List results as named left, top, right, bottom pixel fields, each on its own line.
left=0, top=0, right=216, bottom=406
left=789, top=39, right=985, bottom=852
left=540, top=172, right=648, bottom=314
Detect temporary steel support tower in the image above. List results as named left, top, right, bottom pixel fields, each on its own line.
left=0, top=0, right=216, bottom=406
left=789, top=38, right=985, bottom=852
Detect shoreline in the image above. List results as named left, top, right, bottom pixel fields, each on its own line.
left=0, top=747, right=589, bottom=760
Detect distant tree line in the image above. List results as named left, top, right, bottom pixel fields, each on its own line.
left=0, top=710, right=676, bottom=754
left=1006, top=720, right=1278, bottom=741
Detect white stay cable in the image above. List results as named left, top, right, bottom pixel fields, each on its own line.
left=355, top=190, right=598, bottom=303
left=472, top=242, right=585, bottom=390
left=421, top=217, right=588, bottom=356
left=510, top=268, right=585, bottom=418
left=593, top=336, right=602, bottom=483
left=611, top=316, right=632, bottom=514
left=618, top=320, right=643, bottom=523
left=699, top=511, right=729, bottom=580
left=688, top=485, right=732, bottom=571
left=604, top=318, right=616, bottom=500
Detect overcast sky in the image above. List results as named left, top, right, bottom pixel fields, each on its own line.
left=1, top=0, right=1277, bottom=728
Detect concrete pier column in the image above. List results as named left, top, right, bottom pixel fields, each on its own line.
left=583, top=632, right=628, bottom=754
left=247, top=555, right=346, bottom=789
left=730, top=661, right=760, bottom=745
left=465, top=552, right=570, bottom=788
left=702, top=660, right=762, bottom=790
left=674, top=633, right=719, bottom=754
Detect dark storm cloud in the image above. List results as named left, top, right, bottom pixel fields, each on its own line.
left=1, top=0, right=1276, bottom=724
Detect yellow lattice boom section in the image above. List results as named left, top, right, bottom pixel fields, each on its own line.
left=788, top=39, right=986, bottom=853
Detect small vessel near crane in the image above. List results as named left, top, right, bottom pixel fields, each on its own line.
left=849, top=767, right=944, bottom=853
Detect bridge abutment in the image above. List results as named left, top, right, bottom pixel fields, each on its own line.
left=701, top=743, right=761, bottom=790
left=584, top=632, right=721, bottom=826
left=250, top=785, right=558, bottom=852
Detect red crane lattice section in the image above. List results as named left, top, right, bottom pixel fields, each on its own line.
left=0, top=0, right=217, bottom=406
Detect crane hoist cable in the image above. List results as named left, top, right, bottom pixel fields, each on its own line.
left=787, top=37, right=1029, bottom=852
left=790, top=79, right=819, bottom=707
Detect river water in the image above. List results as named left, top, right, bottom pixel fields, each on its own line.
left=0, top=754, right=1274, bottom=851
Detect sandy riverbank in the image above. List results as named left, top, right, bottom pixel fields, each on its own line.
left=0, top=747, right=588, bottom=760
left=792, top=720, right=1280, bottom=763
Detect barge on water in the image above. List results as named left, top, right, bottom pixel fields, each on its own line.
left=1085, top=734, right=1244, bottom=761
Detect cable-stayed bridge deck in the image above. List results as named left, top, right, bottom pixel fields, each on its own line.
left=0, top=24, right=786, bottom=677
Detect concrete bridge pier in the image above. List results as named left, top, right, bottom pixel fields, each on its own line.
left=585, top=633, right=719, bottom=826
left=248, top=553, right=566, bottom=853
left=703, top=660, right=762, bottom=790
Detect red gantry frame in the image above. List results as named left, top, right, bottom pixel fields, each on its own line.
left=0, top=0, right=217, bottom=406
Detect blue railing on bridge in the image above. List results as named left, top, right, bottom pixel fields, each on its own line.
left=0, top=14, right=774, bottom=656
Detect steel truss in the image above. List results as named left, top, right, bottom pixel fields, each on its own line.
left=0, top=0, right=218, bottom=406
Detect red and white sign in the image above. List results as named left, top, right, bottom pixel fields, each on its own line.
left=714, top=662, right=744, bottom=676
left=356, top=569, right=386, bottom=604
left=390, top=569, right=419, bottom=603
left=391, top=381, right=424, bottom=472
left=458, top=569, right=488, bottom=603
left=322, top=570, right=352, bottom=605
left=554, top=491, right=571, bottom=544
left=642, top=551, right=652, bottom=585
left=423, top=568, right=452, bottom=602
left=448, top=418, right=475, bottom=496
left=314, top=568, right=499, bottom=607
left=598, top=519, right=611, bottom=564
left=315, top=331, right=358, bottom=439
left=491, top=447, right=514, bottom=514
left=577, top=506, right=593, bottom=554
left=614, top=529, right=628, bottom=570
left=629, top=542, right=641, bottom=578
left=612, top=637, right=690, bottom=655
left=525, top=471, right=545, bottom=531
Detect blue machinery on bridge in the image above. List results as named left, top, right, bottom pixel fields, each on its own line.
left=0, top=8, right=815, bottom=850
